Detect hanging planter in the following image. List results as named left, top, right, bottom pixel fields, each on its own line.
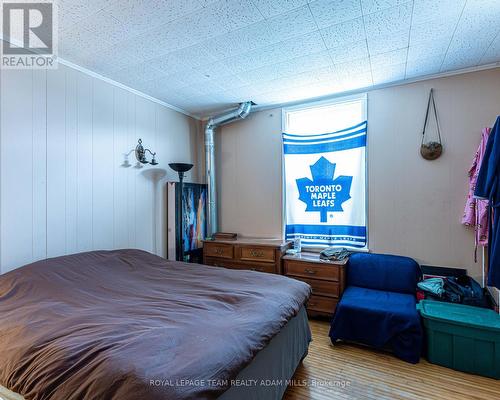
left=420, top=88, right=443, bottom=160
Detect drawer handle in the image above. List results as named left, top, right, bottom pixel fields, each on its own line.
left=251, top=267, right=263, bottom=272
left=249, top=249, right=264, bottom=258
left=214, top=248, right=224, bottom=255
left=304, top=268, right=317, bottom=275
left=308, top=302, right=317, bottom=307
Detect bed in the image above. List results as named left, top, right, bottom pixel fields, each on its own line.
left=0, top=249, right=311, bottom=400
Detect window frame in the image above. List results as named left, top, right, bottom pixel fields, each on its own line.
left=281, top=93, right=369, bottom=251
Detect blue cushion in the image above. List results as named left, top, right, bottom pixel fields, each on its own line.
left=330, top=286, right=423, bottom=363
left=347, top=253, right=421, bottom=294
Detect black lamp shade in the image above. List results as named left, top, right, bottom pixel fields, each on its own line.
left=169, top=163, right=193, bottom=174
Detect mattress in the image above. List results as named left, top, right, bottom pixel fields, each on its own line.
left=0, top=249, right=311, bottom=400
left=1, top=306, right=310, bottom=400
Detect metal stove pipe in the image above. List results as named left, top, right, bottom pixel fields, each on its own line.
left=205, top=101, right=252, bottom=237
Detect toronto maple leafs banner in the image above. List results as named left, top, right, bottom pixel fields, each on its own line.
left=283, top=121, right=367, bottom=248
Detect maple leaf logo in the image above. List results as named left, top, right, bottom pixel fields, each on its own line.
left=296, top=156, right=352, bottom=223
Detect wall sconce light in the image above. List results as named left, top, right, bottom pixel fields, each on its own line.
left=125, top=139, right=158, bottom=167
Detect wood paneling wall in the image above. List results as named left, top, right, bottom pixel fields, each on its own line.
left=0, top=64, right=201, bottom=273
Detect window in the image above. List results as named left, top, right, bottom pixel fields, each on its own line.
left=282, top=95, right=367, bottom=249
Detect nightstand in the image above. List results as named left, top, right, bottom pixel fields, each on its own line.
left=283, top=252, right=347, bottom=318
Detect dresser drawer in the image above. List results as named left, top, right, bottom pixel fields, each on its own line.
left=204, top=257, right=276, bottom=274
left=203, top=242, right=234, bottom=259
left=307, top=295, right=338, bottom=314
left=239, top=263, right=276, bottom=274
left=204, top=257, right=235, bottom=269
left=238, top=246, right=275, bottom=263
left=290, top=277, right=340, bottom=298
left=285, top=260, right=340, bottom=281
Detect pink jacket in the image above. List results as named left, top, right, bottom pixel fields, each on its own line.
left=462, top=127, right=491, bottom=252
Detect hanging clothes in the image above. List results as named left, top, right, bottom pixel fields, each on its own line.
left=462, top=127, right=491, bottom=261
left=475, top=116, right=500, bottom=289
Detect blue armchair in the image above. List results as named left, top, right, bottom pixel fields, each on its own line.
left=329, top=253, right=423, bottom=363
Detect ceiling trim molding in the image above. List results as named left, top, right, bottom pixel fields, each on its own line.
left=244, top=62, right=500, bottom=118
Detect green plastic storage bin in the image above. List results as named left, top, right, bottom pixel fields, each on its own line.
left=418, top=300, right=500, bottom=379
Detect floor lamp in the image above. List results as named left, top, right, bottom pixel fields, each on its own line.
left=169, top=163, right=193, bottom=261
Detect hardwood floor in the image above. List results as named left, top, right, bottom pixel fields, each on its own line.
left=284, top=319, right=500, bottom=400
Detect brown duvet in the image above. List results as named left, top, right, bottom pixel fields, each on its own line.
left=0, top=249, right=310, bottom=400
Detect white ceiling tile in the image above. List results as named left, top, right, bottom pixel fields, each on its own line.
left=146, top=54, right=196, bottom=76
left=252, top=0, right=309, bottom=17
left=405, top=57, right=442, bottom=79
left=239, top=50, right=332, bottom=86
left=309, top=0, right=362, bottom=29
left=407, top=41, right=448, bottom=63
left=168, top=44, right=219, bottom=68
left=80, top=45, right=142, bottom=75
left=363, top=2, right=412, bottom=38
left=212, top=89, right=248, bottom=103
left=108, top=63, right=167, bottom=87
left=367, top=29, right=409, bottom=55
left=371, top=62, right=406, bottom=84
left=370, top=48, right=407, bottom=67
left=459, top=0, right=500, bottom=28
left=58, top=7, right=81, bottom=32
left=409, top=21, right=455, bottom=46
left=188, top=81, right=222, bottom=96
left=157, top=92, right=191, bottom=106
left=266, top=80, right=345, bottom=104
left=59, top=0, right=113, bottom=21
left=104, top=0, right=203, bottom=37
left=59, top=27, right=111, bottom=61
left=167, top=12, right=225, bottom=47
left=361, top=0, right=410, bottom=15
left=238, top=64, right=281, bottom=85
left=202, top=21, right=273, bottom=59
left=173, top=97, right=216, bottom=112
left=116, top=22, right=193, bottom=61
left=203, top=0, right=264, bottom=32
left=135, top=79, right=188, bottom=101
left=279, top=31, right=327, bottom=56
left=208, top=75, right=247, bottom=92
left=412, top=0, right=465, bottom=25
left=75, top=10, right=130, bottom=45
left=178, top=85, right=206, bottom=99
left=440, top=49, right=481, bottom=72
left=337, top=72, right=373, bottom=91
left=267, top=6, right=318, bottom=42
left=329, top=40, right=369, bottom=64
left=321, top=17, right=366, bottom=48
left=335, top=58, right=372, bottom=77
left=276, top=51, right=333, bottom=78
left=148, top=76, right=188, bottom=94
left=197, top=0, right=220, bottom=8
left=445, top=35, right=494, bottom=67
left=225, top=31, right=326, bottom=73
left=480, top=34, right=500, bottom=64
left=195, top=61, right=235, bottom=80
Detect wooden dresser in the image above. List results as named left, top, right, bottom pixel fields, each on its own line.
left=203, top=238, right=291, bottom=274
left=283, top=252, right=347, bottom=318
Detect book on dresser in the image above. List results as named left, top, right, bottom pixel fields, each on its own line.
left=283, top=252, right=347, bottom=318
left=202, top=238, right=292, bottom=274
